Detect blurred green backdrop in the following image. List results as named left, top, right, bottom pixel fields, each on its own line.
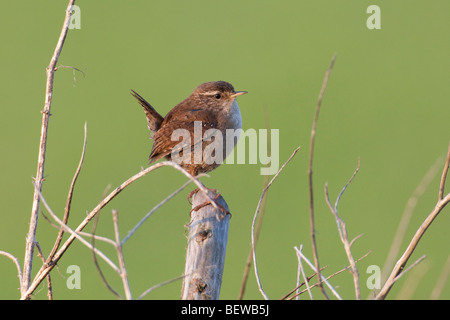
left=1, top=0, right=449, bottom=300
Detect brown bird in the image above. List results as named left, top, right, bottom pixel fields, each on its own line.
left=131, top=81, right=247, bottom=213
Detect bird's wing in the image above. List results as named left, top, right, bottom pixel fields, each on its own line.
left=149, top=109, right=219, bottom=163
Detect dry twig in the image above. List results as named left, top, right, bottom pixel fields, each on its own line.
left=22, top=160, right=211, bottom=299
left=122, top=176, right=204, bottom=245
left=381, top=155, right=443, bottom=284
left=294, top=247, right=342, bottom=299
left=89, top=184, right=122, bottom=299
left=280, top=265, right=327, bottom=300
left=112, top=210, right=132, bottom=300
left=324, top=159, right=362, bottom=299
left=33, top=183, right=121, bottom=274
left=138, top=274, right=188, bottom=300
left=430, top=255, right=450, bottom=299
left=90, top=178, right=200, bottom=298
left=295, top=245, right=313, bottom=299
left=238, top=176, right=267, bottom=299
left=251, top=146, right=301, bottom=300
left=238, top=109, right=271, bottom=300
left=47, top=122, right=87, bottom=264
left=307, top=53, right=337, bottom=299
left=0, top=251, right=23, bottom=289
left=23, top=0, right=76, bottom=295
left=376, top=142, right=450, bottom=300
left=35, top=242, right=53, bottom=300
left=284, top=250, right=372, bottom=300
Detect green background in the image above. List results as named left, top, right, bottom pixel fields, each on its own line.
left=1, top=0, right=449, bottom=300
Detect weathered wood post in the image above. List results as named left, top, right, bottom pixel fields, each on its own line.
left=181, top=189, right=230, bottom=300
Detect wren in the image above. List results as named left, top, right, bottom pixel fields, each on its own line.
left=131, top=81, right=247, bottom=176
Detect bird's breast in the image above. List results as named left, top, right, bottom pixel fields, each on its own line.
left=222, top=99, right=242, bottom=131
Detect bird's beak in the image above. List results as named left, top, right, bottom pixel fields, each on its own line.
left=231, top=91, right=248, bottom=98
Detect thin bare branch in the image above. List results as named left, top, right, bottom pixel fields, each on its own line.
left=238, top=174, right=270, bottom=300
left=35, top=242, right=52, bottom=300
left=430, top=255, right=450, bottom=299
left=349, top=233, right=364, bottom=248
left=89, top=183, right=122, bottom=299
left=55, top=65, right=86, bottom=85
left=33, top=182, right=121, bottom=274
left=252, top=146, right=302, bottom=300
left=380, top=155, right=443, bottom=285
left=395, top=257, right=429, bottom=300
left=286, top=250, right=372, bottom=300
left=88, top=179, right=195, bottom=299
left=392, top=254, right=427, bottom=284
left=22, top=161, right=211, bottom=300
left=42, top=210, right=118, bottom=248
left=376, top=143, right=450, bottom=300
left=77, top=231, right=116, bottom=246
left=112, top=210, right=132, bottom=300
left=47, top=122, right=87, bottom=262
left=334, top=158, right=360, bottom=211
left=324, top=159, right=361, bottom=299
left=439, top=141, right=450, bottom=200
left=307, top=53, right=337, bottom=300
left=23, top=0, right=76, bottom=295
left=238, top=107, right=272, bottom=300
left=295, top=245, right=313, bottom=300
left=90, top=227, right=122, bottom=299
left=138, top=274, right=188, bottom=300
left=122, top=174, right=205, bottom=245
left=0, top=251, right=23, bottom=288
left=294, top=247, right=342, bottom=300
left=55, top=183, right=121, bottom=298
left=280, top=265, right=327, bottom=300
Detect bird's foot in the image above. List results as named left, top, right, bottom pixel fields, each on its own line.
left=187, top=187, right=218, bottom=204
left=188, top=188, right=230, bottom=218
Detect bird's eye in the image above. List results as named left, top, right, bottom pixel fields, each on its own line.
left=214, top=93, right=221, bottom=99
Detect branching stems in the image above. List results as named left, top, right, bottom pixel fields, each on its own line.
left=284, top=250, right=371, bottom=300
left=380, top=155, right=443, bottom=286
left=23, top=0, right=76, bottom=295
left=294, top=247, right=342, bottom=300
left=112, top=210, right=132, bottom=300
left=22, top=160, right=212, bottom=300
left=295, top=245, right=313, bottom=300
left=376, top=142, right=450, bottom=300
left=324, top=159, right=362, bottom=299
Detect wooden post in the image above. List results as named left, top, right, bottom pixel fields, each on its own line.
left=181, top=189, right=230, bottom=300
